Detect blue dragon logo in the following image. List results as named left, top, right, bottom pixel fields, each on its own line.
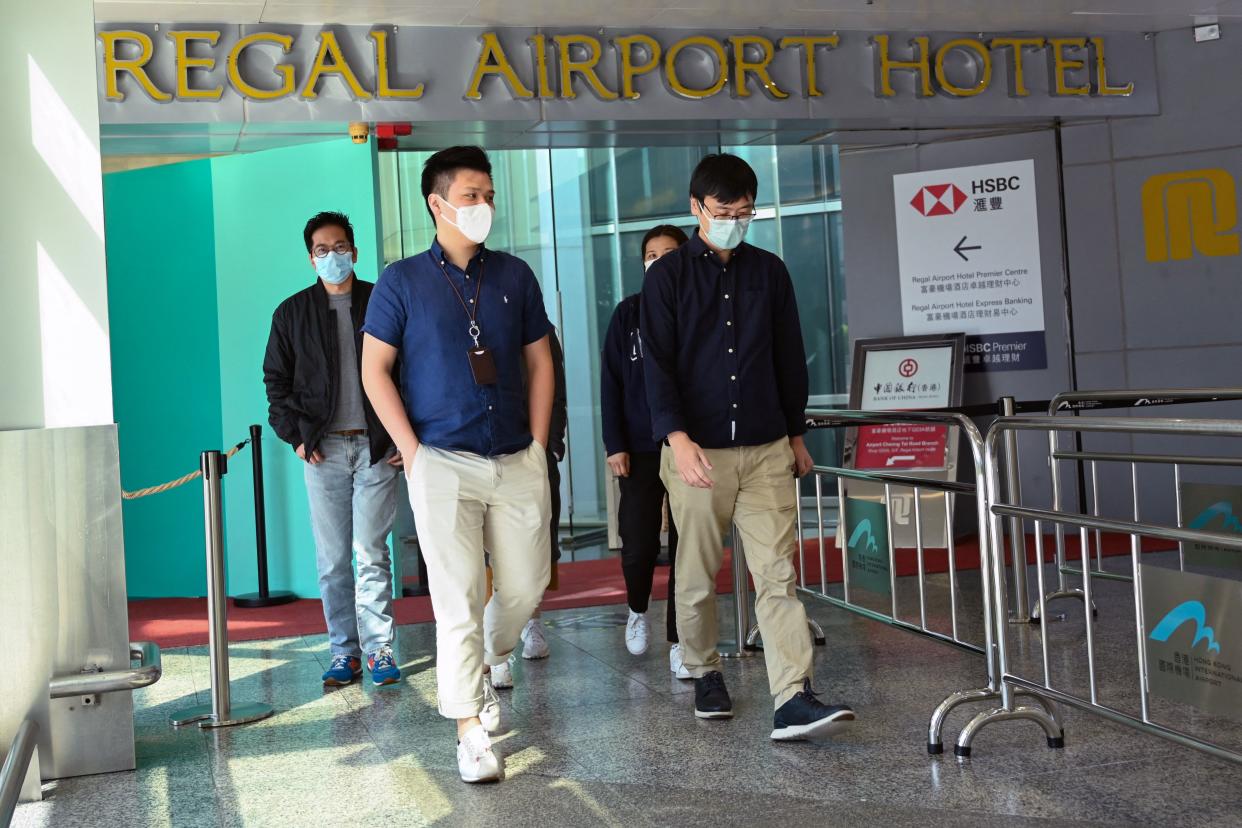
left=848, top=520, right=880, bottom=555
left=1149, top=600, right=1222, bottom=654
left=1187, top=501, right=1242, bottom=534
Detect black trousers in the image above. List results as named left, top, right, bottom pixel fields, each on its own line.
left=618, top=451, right=678, bottom=643
left=547, top=449, right=561, bottom=564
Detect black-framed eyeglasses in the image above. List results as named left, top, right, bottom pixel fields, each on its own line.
left=313, top=242, right=353, bottom=258
left=697, top=200, right=756, bottom=221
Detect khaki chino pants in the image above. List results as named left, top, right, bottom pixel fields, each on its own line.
left=662, top=437, right=813, bottom=708
left=408, top=441, right=552, bottom=719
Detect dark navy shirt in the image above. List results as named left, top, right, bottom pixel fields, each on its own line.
left=640, top=233, right=809, bottom=450
left=362, top=240, right=552, bottom=457
left=601, top=295, right=659, bottom=456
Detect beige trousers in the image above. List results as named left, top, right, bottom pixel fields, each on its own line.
left=408, top=441, right=551, bottom=719
left=662, top=437, right=813, bottom=708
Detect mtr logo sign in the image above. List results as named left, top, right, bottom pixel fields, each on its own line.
left=910, top=176, right=1022, bottom=216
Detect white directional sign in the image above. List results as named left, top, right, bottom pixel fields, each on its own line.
left=893, top=159, right=1046, bottom=372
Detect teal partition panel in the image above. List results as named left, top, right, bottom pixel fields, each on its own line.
left=104, top=160, right=222, bottom=598
left=211, top=139, right=384, bottom=598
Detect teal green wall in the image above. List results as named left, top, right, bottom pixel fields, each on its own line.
left=104, top=139, right=382, bottom=598
left=105, top=160, right=221, bottom=598
left=211, top=140, right=384, bottom=598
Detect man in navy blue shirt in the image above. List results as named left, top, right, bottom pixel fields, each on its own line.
left=360, top=146, right=554, bottom=783
left=641, top=154, right=856, bottom=741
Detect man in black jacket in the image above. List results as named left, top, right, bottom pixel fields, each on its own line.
left=263, top=211, right=404, bottom=689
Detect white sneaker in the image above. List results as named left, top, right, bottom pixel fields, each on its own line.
left=625, top=610, right=650, bottom=655
left=521, top=618, right=550, bottom=660
left=480, top=674, right=501, bottom=732
left=490, top=659, right=513, bottom=689
left=669, top=644, right=692, bottom=680
left=457, top=724, right=503, bottom=783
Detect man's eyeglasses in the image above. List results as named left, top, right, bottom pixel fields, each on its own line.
left=697, top=200, right=756, bottom=221
left=313, top=242, right=353, bottom=258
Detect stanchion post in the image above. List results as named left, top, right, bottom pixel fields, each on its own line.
left=171, top=450, right=274, bottom=729
left=1000, top=397, right=1032, bottom=623
left=235, top=425, right=297, bottom=609
left=719, top=526, right=758, bottom=658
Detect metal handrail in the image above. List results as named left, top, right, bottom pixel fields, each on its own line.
left=1051, top=450, right=1242, bottom=468
left=956, top=414, right=1242, bottom=765
left=0, top=719, right=39, bottom=826
left=1048, top=387, right=1242, bottom=413
left=48, top=642, right=162, bottom=700
left=801, top=407, right=1047, bottom=755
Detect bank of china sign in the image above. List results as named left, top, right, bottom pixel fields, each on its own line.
left=94, top=26, right=1159, bottom=123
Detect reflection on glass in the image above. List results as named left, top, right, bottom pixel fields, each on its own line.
left=376, top=143, right=848, bottom=527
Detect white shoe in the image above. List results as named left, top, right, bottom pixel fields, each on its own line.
left=669, top=644, right=692, bottom=680
left=490, top=659, right=513, bottom=689
left=625, top=610, right=650, bottom=655
left=480, top=674, right=501, bottom=732
left=521, top=618, right=550, bottom=660
left=457, top=724, right=503, bottom=783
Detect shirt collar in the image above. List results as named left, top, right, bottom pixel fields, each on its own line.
left=429, top=237, right=488, bottom=272
left=685, top=231, right=745, bottom=263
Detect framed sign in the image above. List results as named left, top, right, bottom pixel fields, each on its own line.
left=848, top=334, right=965, bottom=472
left=838, top=334, right=966, bottom=549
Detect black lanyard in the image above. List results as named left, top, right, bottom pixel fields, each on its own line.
left=432, top=251, right=486, bottom=347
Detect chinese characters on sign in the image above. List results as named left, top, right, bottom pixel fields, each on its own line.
left=856, top=345, right=953, bottom=470
left=893, top=160, right=1047, bottom=372
left=1142, top=566, right=1242, bottom=721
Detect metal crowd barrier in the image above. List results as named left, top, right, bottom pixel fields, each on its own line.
left=1036, top=388, right=1242, bottom=620
left=960, top=414, right=1242, bottom=765
left=801, top=409, right=1060, bottom=754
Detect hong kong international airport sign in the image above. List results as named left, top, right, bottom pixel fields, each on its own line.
left=94, top=26, right=1158, bottom=124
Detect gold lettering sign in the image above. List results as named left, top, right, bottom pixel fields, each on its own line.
left=665, top=36, right=728, bottom=100
left=94, top=27, right=1137, bottom=105
left=98, top=30, right=172, bottom=102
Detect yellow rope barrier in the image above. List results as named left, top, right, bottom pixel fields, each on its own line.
left=121, top=439, right=249, bottom=500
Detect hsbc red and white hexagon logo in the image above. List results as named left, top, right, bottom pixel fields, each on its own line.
left=910, top=183, right=967, bottom=217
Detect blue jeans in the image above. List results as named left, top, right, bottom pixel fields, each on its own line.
left=304, top=433, right=399, bottom=658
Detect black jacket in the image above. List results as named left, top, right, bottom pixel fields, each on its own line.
left=549, top=329, right=568, bottom=461
left=601, top=295, right=659, bottom=455
left=263, top=279, right=396, bottom=465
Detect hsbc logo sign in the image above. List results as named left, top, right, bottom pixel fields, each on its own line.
left=910, top=183, right=967, bottom=216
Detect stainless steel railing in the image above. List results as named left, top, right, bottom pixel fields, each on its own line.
left=802, top=409, right=1060, bottom=754
left=959, top=414, right=1242, bottom=765
left=1038, top=388, right=1242, bottom=619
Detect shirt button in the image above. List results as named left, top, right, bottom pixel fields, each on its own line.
left=724, top=294, right=730, bottom=299
left=732, top=403, right=738, bottom=409
left=469, top=299, right=474, bottom=304
left=728, top=348, right=734, bottom=353
left=488, top=405, right=493, bottom=411
left=731, top=375, right=736, bottom=381
left=726, top=321, right=732, bottom=326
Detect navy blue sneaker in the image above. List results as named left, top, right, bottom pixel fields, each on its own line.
left=368, top=647, right=401, bottom=686
left=322, top=655, right=362, bottom=687
left=771, top=678, right=855, bottom=741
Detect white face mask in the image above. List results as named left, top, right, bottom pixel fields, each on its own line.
left=698, top=201, right=752, bottom=250
left=643, top=259, right=654, bottom=272
left=438, top=196, right=493, bottom=245
left=315, top=251, right=354, bottom=285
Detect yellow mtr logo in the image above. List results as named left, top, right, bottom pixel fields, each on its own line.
left=1141, top=168, right=1240, bottom=262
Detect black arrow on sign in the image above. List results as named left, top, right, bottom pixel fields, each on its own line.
left=954, top=236, right=982, bottom=261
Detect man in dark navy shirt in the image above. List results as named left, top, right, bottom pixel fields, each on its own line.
left=641, top=154, right=856, bottom=741
left=360, top=146, right=554, bottom=783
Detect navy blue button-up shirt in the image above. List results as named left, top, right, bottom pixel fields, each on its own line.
left=640, top=233, right=809, bottom=450
left=362, top=239, right=552, bottom=457
left=601, top=294, right=659, bottom=456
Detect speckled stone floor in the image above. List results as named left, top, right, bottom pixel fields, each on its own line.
left=13, top=556, right=1242, bottom=827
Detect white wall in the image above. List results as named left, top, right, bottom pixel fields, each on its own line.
left=1, top=0, right=113, bottom=430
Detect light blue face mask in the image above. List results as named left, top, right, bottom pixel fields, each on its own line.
left=315, top=251, right=354, bottom=285
left=699, top=202, right=752, bottom=250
